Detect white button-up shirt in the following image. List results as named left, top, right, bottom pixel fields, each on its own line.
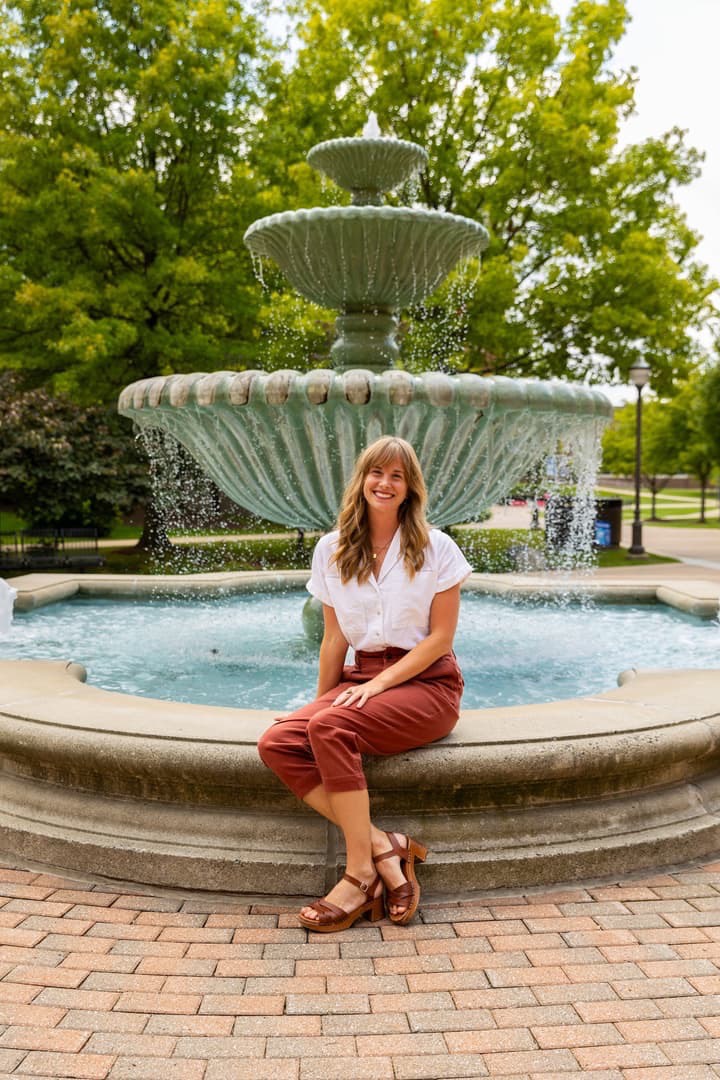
left=307, top=528, right=472, bottom=651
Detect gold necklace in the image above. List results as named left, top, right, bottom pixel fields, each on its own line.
left=371, top=538, right=393, bottom=561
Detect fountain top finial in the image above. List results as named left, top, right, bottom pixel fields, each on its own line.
left=307, top=118, right=428, bottom=206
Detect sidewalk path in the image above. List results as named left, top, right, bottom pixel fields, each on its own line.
left=620, top=524, right=720, bottom=571
left=483, top=504, right=720, bottom=571
left=3, top=857, right=720, bottom=1078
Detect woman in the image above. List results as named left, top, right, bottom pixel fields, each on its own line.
left=258, top=436, right=471, bottom=931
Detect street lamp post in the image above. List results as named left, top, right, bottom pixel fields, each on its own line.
left=628, top=358, right=651, bottom=556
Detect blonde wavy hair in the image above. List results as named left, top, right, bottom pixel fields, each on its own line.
left=332, top=436, right=430, bottom=584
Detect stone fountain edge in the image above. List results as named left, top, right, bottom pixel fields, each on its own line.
left=1, top=569, right=720, bottom=894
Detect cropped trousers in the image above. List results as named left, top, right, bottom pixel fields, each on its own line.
left=257, top=649, right=463, bottom=799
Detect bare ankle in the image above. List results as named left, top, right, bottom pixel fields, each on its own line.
left=346, top=864, right=376, bottom=886
left=370, top=827, right=390, bottom=853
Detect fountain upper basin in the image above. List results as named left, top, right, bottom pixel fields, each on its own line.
left=306, top=135, right=429, bottom=199
left=244, top=205, right=489, bottom=310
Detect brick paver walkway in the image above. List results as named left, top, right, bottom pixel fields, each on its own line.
left=2, top=859, right=720, bottom=1078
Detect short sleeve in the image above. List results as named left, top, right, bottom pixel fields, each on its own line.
left=434, top=531, right=473, bottom=592
left=306, top=534, right=334, bottom=606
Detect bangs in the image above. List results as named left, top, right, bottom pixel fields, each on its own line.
left=361, top=438, right=411, bottom=474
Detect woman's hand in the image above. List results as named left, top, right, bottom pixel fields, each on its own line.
left=333, top=677, right=387, bottom=709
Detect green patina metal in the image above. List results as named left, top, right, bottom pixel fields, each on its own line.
left=119, top=122, right=612, bottom=529
left=245, top=129, right=487, bottom=371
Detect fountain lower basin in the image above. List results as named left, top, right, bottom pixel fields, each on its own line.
left=2, top=571, right=719, bottom=895
left=119, top=370, right=612, bottom=529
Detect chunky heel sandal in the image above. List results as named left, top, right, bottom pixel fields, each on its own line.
left=374, top=832, right=428, bottom=926
left=297, top=872, right=384, bottom=933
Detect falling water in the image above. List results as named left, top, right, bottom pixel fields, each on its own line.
left=122, top=123, right=611, bottom=567
left=135, top=429, right=311, bottom=577
left=0, top=578, right=16, bottom=636
left=138, top=430, right=237, bottom=575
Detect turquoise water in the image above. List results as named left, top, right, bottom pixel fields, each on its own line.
left=1, top=591, right=718, bottom=711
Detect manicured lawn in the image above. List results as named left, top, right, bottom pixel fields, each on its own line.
left=647, top=518, right=720, bottom=529
left=105, top=515, right=287, bottom=540
left=594, top=486, right=719, bottom=525
left=0, top=514, right=288, bottom=542
left=596, top=484, right=720, bottom=500
left=0, top=511, right=26, bottom=533
left=594, top=548, right=675, bottom=568
left=96, top=534, right=314, bottom=575
left=84, top=527, right=676, bottom=576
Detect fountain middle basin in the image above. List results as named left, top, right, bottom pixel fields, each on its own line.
left=1, top=570, right=719, bottom=895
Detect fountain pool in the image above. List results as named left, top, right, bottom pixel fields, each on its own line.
left=1, top=590, right=717, bottom=710
left=2, top=569, right=720, bottom=895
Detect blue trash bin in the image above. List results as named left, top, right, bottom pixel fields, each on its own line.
left=594, top=520, right=612, bottom=548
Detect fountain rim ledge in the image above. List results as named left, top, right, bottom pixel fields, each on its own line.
left=307, top=134, right=430, bottom=156
left=2, top=570, right=719, bottom=894
left=118, top=370, right=614, bottom=418
left=0, top=656, right=718, bottom=749
left=243, top=203, right=490, bottom=245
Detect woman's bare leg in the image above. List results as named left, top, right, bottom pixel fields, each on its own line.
left=302, top=785, right=414, bottom=919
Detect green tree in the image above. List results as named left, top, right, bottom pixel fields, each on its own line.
left=601, top=398, right=683, bottom=518
left=0, top=0, right=266, bottom=403
left=700, top=362, right=720, bottom=468
left=698, top=361, right=720, bottom=519
left=255, top=0, right=716, bottom=391
left=0, top=372, right=148, bottom=530
left=664, top=375, right=716, bottom=522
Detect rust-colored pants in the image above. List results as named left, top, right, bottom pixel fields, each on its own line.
left=257, top=649, right=463, bottom=799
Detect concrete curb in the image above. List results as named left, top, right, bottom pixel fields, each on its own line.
left=8, top=567, right=720, bottom=617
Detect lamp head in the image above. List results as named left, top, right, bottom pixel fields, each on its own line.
left=629, top=358, right=651, bottom=390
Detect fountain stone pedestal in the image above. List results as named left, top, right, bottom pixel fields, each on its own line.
left=2, top=567, right=720, bottom=896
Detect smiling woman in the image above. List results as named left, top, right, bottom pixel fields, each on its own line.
left=257, top=436, right=472, bottom=931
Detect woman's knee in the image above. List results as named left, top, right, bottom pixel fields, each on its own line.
left=257, top=722, right=288, bottom=763
left=306, top=710, right=334, bottom=743
left=306, top=709, right=358, bottom=750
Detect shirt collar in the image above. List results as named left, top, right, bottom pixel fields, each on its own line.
left=377, top=527, right=402, bottom=584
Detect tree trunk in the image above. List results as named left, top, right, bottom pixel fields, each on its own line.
left=135, top=494, right=173, bottom=553
left=700, top=479, right=707, bottom=523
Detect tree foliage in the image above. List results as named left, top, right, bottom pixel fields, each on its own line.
left=0, top=372, right=148, bottom=529
left=0, top=0, right=266, bottom=402
left=602, top=375, right=720, bottom=520
left=602, top=398, right=675, bottom=516
left=663, top=375, right=716, bottom=521
left=699, top=361, right=720, bottom=471
left=0, top=0, right=716, bottom=405
left=254, top=0, right=716, bottom=392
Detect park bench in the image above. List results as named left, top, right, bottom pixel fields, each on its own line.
left=0, top=528, right=104, bottom=570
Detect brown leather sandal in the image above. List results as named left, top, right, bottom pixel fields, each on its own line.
left=297, top=872, right=384, bottom=933
left=374, top=832, right=428, bottom=925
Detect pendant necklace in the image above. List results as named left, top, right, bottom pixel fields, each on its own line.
left=372, top=538, right=393, bottom=561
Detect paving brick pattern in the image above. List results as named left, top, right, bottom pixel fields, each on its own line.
left=3, top=860, right=720, bottom=1077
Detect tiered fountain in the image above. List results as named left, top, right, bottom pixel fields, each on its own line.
left=6, top=123, right=718, bottom=901
left=119, top=118, right=612, bottom=526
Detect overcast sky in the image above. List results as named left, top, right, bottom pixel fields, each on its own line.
left=551, top=0, right=718, bottom=399
left=554, top=0, right=718, bottom=278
